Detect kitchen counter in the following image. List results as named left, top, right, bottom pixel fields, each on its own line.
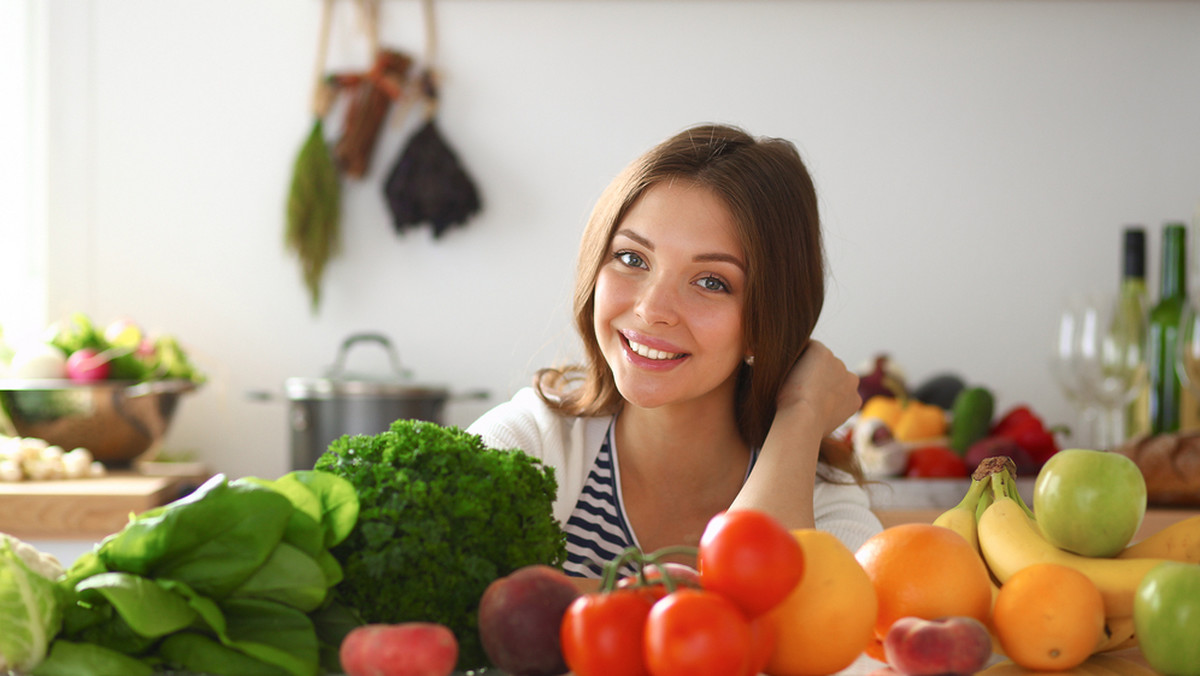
left=0, top=471, right=207, bottom=540
left=826, top=646, right=1150, bottom=675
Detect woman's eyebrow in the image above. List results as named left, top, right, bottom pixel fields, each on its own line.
left=615, top=229, right=653, bottom=249
left=614, top=229, right=746, bottom=270
left=695, top=252, right=746, bottom=270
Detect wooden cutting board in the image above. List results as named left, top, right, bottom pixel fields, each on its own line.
left=0, top=473, right=205, bottom=540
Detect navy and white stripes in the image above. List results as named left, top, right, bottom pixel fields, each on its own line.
left=562, top=431, right=640, bottom=578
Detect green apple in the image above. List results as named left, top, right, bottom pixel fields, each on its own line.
left=1033, top=448, right=1146, bottom=557
left=1135, top=561, right=1200, bottom=676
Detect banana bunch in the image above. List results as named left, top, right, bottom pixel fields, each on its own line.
left=931, top=456, right=1200, bottom=661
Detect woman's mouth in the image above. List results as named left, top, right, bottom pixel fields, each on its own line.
left=623, top=335, right=687, bottom=361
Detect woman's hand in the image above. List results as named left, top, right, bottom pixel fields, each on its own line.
left=774, top=340, right=861, bottom=437
left=731, top=340, right=858, bottom=529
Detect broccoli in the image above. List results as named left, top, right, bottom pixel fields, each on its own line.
left=314, top=419, right=566, bottom=670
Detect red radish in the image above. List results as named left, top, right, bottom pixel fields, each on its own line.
left=66, top=348, right=111, bottom=382
left=339, top=623, right=458, bottom=676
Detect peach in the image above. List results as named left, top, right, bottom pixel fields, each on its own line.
left=477, top=564, right=580, bottom=676
left=882, top=616, right=993, bottom=675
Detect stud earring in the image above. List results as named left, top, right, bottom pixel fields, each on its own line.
left=744, top=355, right=755, bottom=366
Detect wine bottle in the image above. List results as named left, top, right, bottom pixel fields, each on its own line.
left=1118, top=227, right=1150, bottom=441
left=1147, top=222, right=1189, bottom=434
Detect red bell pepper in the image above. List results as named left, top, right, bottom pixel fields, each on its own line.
left=990, top=405, right=1061, bottom=466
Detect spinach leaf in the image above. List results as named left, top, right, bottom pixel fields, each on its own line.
left=214, top=598, right=319, bottom=676
left=75, top=572, right=196, bottom=637
left=287, top=470, right=359, bottom=547
left=97, top=475, right=293, bottom=598
left=158, top=632, right=290, bottom=675
left=30, top=640, right=153, bottom=676
left=230, top=542, right=328, bottom=612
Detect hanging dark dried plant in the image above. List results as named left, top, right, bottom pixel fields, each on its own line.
left=382, top=114, right=482, bottom=238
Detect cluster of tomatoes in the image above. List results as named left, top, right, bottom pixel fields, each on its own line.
left=559, top=510, right=804, bottom=676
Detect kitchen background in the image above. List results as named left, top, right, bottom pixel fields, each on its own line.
left=2, top=0, right=1199, bottom=481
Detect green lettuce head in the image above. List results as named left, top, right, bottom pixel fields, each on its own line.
left=0, top=534, right=64, bottom=673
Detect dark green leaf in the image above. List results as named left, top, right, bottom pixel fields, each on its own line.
left=158, top=632, right=289, bottom=676
left=97, top=475, right=293, bottom=598
left=75, top=572, right=196, bottom=638
left=31, top=640, right=153, bottom=676
left=215, top=599, right=319, bottom=676
left=230, top=542, right=328, bottom=612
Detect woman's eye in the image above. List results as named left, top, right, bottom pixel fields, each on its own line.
left=698, top=276, right=730, bottom=293
left=615, top=251, right=647, bottom=269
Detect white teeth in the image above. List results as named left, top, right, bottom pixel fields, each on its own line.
left=627, top=339, right=683, bottom=360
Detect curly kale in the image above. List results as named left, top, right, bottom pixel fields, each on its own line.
left=314, top=419, right=566, bottom=670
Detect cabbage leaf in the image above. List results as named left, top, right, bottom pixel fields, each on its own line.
left=0, top=536, right=63, bottom=673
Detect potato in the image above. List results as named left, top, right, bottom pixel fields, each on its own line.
left=339, top=623, right=457, bottom=676
left=477, top=564, right=580, bottom=676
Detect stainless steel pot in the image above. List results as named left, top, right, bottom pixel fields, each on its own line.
left=259, top=333, right=486, bottom=470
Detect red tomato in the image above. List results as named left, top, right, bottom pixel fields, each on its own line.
left=643, top=588, right=753, bottom=676
left=697, top=509, right=805, bottom=617
left=560, top=590, right=654, bottom=676
left=905, top=445, right=969, bottom=478
left=743, top=613, right=779, bottom=676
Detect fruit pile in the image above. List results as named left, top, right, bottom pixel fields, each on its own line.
left=879, top=451, right=1200, bottom=674
left=334, top=452, right=1200, bottom=676
left=474, top=510, right=879, bottom=676
left=850, top=354, right=1062, bottom=479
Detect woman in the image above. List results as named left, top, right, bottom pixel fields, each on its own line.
left=467, top=123, right=882, bottom=579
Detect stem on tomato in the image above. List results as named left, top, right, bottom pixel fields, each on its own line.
left=600, top=547, right=643, bottom=592
left=598, top=545, right=700, bottom=593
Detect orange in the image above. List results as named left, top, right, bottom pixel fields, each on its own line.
left=991, top=562, right=1106, bottom=670
left=854, top=523, right=993, bottom=639
left=763, top=529, right=877, bottom=676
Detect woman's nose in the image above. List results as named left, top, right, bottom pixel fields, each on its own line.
left=634, top=276, right=679, bottom=326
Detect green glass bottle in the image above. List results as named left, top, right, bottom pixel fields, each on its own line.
left=1118, top=227, right=1149, bottom=440
left=1147, top=223, right=1189, bottom=434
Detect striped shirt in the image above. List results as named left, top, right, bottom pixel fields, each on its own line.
left=562, top=422, right=758, bottom=578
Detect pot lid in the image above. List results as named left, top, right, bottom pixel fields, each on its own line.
left=284, top=333, right=449, bottom=400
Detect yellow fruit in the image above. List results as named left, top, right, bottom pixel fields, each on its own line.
left=763, top=529, right=876, bottom=676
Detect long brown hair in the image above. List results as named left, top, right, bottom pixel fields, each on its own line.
left=537, top=123, right=863, bottom=482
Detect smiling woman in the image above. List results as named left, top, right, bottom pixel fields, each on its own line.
left=468, top=124, right=883, bottom=582
left=594, top=180, right=749, bottom=412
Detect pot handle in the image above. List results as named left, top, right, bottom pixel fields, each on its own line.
left=327, top=332, right=411, bottom=380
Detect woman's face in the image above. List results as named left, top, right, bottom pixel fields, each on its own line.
left=593, top=179, right=748, bottom=411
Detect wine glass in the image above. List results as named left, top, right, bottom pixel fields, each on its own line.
left=1176, top=298, right=1200, bottom=401
left=1050, top=296, right=1101, bottom=448
left=1051, top=294, right=1147, bottom=450
left=1073, top=293, right=1147, bottom=449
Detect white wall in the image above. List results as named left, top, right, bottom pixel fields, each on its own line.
left=24, top=0, right=1200, bottom=479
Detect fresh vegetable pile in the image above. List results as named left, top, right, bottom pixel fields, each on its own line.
left=850, top=353, right=1063, bottom=479
left=1, top=470, right=359, bottom=676
left=0, top=312, right=204, bottom=384
left=314, top=419, right=566, bottom=670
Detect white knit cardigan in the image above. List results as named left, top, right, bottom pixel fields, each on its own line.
left=466, top=387, right=883, bottom=554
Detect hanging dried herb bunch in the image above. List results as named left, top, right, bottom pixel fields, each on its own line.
left=285, top=110, right=342, bottom=312
left=383, top=70, right=482, bottom=238
left=285, top=0, right=341, bottom=313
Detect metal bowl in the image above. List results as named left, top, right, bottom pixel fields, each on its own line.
left=0, top=379, right=197, bottom=466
